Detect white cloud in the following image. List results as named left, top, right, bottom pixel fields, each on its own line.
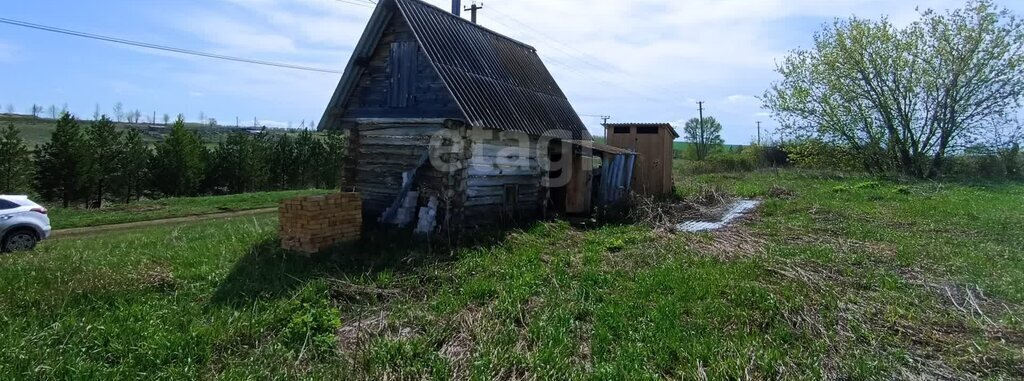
left=153, top=0, right=1021, bottom=143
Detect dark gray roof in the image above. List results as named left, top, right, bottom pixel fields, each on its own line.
left=319, top=0, right=591, bottom=140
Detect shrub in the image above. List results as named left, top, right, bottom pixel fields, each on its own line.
left=783, top=139, right=865, bottom=172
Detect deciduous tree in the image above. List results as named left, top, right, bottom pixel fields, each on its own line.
left=764, top=0, right=1024, bottom=177
left=683, top=116, right=724, bottom=161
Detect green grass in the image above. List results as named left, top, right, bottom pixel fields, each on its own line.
left=0, top=169, right=1021, bottom=379
left=1, top=114, right=163, bottom=147
left=1, top=114, right=316, bottom=147
left=47, top=189, right=332, bottom=230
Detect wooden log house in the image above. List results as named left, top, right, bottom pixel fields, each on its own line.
left=318, top=0, right=635, bottom=232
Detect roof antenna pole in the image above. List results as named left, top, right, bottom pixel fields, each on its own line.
left=452, top=0, right=461, bottom=17
left=465, top=1, right=484, bottom=24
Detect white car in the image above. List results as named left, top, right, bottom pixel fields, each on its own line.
left=0, top=195, right=52, bottom=253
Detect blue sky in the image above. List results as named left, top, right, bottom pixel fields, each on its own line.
left=2, top=0, right=1021, bottom=143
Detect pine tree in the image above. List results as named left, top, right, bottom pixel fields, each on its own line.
left=85, top=116, right=123, bottom=208
left=150, top=117, right=207, bottom=196
left=319, top=131, right=347, bottom=189
left=0, top=123, right=34, bottom=193
left=268, top=134, right=295, bottom=190
left=292, top=130, right=323, bottom=188
left=34, top=114, right=89, bottom=207
left=115, top=128, right=151, bottom=203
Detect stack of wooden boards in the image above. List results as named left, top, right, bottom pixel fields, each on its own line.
left=279, top=193, right=362, bottom=253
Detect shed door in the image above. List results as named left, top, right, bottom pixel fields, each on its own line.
left=388, top=41, right=418, bottom=108
left=566, top=154, right=594, bottom=214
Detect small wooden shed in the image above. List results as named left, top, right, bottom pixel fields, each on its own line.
left=317, top=0, right=632, bottom=232
left=603, top=123, right=679, bottom=196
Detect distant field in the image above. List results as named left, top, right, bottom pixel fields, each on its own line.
left=47, top=189, right=332, bottom=230
left=0, top=114, right=313, bottom=147
left=673, top=141, right=747, bottom=153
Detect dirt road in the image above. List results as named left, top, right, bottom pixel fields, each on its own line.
left=50, top=208, right=278, bottom=239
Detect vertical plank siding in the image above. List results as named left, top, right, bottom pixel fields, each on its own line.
left=604, top=124, right=675, bottom=196
left=342, top=13, right=462, bottom=120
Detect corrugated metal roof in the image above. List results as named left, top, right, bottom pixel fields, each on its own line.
left=395, top=0, right=590, bottom=139
left=319, top=0, right=591, bottom=140
left=565, top=140, right=637, bottom=156
left=603, top=122, right=680, bottom=138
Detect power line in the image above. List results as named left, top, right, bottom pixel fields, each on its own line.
left=335, top=0, right=374, bottom=7
left=485, top=4, right=687, bottom=103
left=0, top=17, right=344, bottom=74
left=486, top=4, right=618, bottom=72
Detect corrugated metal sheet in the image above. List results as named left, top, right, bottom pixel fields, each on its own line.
left=565, top=140, right=636, bottom=156
left=596, top=153, right=636, bottom=207
left=395, top=0, right=590, bottom=139
left=317, top=0, right=589, bottom=140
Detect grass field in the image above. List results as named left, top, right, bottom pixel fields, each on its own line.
left=0, top=169, right=1021, bottom=379
left=46, top=189, right=332, bottom=230
left=1, top=114, right=311, bottom=147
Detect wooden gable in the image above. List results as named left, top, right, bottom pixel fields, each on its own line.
left=340, top=12, right=462, bottom=120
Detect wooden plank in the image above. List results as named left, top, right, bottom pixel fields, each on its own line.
left=359, top=125, right=445, bottom=137
left=359, top=144, right=428, bottom=157
left=466, top=175, right=539, bottom=187
left=465, top=194, right=539, bottom=207
left=360, top=136, right=431, bottom=146
left=467, top=163, right=541, bottom=177
left=566, top=154, right=594, bottom=214
left=469, top=156, right=538, bottom=168
left=467, top=184, right=539, bottom=198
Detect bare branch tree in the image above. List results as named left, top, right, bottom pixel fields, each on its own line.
left=112, top=102, right=124, bottom=123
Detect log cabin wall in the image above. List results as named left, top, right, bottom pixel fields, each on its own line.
left=343, top=121, right=449, bottom=217
left=461, top=130, right=545, bottom=227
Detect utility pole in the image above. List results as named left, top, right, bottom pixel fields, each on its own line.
left=600, top=115, right=611, bottom=140
left=756, top=121, right=762, bottom=146
left=465, top=1, right=483, bottom=24
left=697, top=101, right=705, bottom=160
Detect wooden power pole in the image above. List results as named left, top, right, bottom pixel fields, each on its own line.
left=697, top=101, right=705, bottom=159
left=465, top=1, right=483, bottom=24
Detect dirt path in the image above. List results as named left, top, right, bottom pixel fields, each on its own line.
left=50, top=208, right=278, bottom=239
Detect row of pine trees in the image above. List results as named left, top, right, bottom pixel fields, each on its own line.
left=0, top=113, right=345, bottom=208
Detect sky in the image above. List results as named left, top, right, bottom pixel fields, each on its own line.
left=2, top=0, right=1021, bottom=144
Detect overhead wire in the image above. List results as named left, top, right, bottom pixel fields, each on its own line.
left=0, top=17, right=344, bottom=74
left=483, top=3, right=686, bottom=107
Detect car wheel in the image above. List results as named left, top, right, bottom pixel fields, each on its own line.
left=2, top=230, right=38, bottom=253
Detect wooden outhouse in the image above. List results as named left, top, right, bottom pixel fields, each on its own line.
left=603, top=123, right=678, bottom=196
left=318, top=0, right=633, bottom=232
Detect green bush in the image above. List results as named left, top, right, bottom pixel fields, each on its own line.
left=783, top=139, right=865, bottom=172
left=944, top=153, right=1020, bottom=180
